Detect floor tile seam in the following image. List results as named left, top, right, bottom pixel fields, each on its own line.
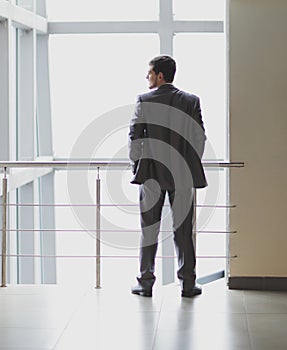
left=158, top=311, right=248, bottom=316
left=0, top=326, right=59, bottom=330
left=0, top=293, right=42, bottom=296
left=51, top=287, right=91, bottom=350
left=245, top=312, right=287, bottom=316
left=151, top=294, right=165, bottom=350
left=242, top=293, right=255, bottom=350
left=0, top=322, right=69, bottom=329
left=0, top=287, right=61, bottom=294
left=0, top=348, right=52, bottom=350
left=245, top=310, right=256, bottom=350
left=0, top=305, right=78, bottom=310
left=0, top=297, right=90, bottom=330
left=73, top=306, right=162, bottom=313
left=0, top=295, right=80, bottom=299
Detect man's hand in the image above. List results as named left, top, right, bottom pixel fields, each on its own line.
left=132, top=160, right=139, bottom=175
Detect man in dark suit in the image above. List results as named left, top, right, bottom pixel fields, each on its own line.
left=128, top=55, right=207, bottom=297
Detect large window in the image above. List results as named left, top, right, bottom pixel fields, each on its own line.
left=0, top=0, right=56, bottom=284
left=173, top=0, right=225, bottom=20
left=16, top=0, right=34, bottom=11
left=47, top=0, right=159, bottom=21
left=174, top=33, right=226, bottom=159
left=49, top=34, right=159, bottom=157
left=48, top=0, right=227, bottom=285
left=0, top=0, right=227, bottom=286
left=49, top=34, right=159, bottom=284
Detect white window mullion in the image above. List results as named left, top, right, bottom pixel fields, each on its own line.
left=48, top=21, right=159, bottom=35
left=36, top=34, right=53, bottom=156
left=8, top=21, right=18, bottom=284
left=17, top=27, right=36, bottom=283
left=0, top=20, right=9, bottom=161
left=159, top=0, right=175, bottom=284
left=0, top=0, right=47, bottom=33
left=159, top=0, right=173, bottom=55
left=174, top=20, right=224, bottom=33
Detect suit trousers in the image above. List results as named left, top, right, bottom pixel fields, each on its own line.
left=137, top=181, right=196, bottom=290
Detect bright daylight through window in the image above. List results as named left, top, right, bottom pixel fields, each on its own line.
left=0, top=0, right=227, bottom=287
left=47, top=0, right=227, bottom=286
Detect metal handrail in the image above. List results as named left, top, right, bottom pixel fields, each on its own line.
left=1, top=203, right=237, bottom=208
left=0, top=160, right=244, bottom=288
left=3, top=228, right=237, bottom=234
left=0, top=254, right=238, bottom=259
left=0, top=160, right=244, bottom=169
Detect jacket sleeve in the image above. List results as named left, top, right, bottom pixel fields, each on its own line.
left=192, top=97, right=206, bottom=159
left=128, top=96, right=146, bottom=174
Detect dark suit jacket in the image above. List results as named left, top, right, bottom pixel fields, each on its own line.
left=128, top=84, right=207, bottom=189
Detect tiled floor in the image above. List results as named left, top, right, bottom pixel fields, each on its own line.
left=1, top=277, right=287, bottom=350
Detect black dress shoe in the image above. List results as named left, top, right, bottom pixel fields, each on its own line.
left=181, top=285, right=202, bottom=298
left=131, top=284, right=152, bottom=297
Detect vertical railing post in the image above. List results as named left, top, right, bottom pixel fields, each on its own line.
left=192, top=189, right=198, bottom=283
left=95, top=167, right=101, bottom=289
left=192, top=189, right=197, bottom=252
left=1, top=167, right=8, bottom=288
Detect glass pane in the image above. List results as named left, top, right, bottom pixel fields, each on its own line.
left=174, top=33, right=227, bottom=278
left=174, top=33, right=226, bottom=160
left=36, top=0, right=46, bottom=16
left=17, top=0, right=34, bottom=12
left=49, top=34, right=159, bottom=157
left=173, top=0, right=225, bottom=20
left=50, top=35, right=159, bottom=285
left=47, top=0, right=159, bottom=21
left=196, top=169, right=227, bottom=277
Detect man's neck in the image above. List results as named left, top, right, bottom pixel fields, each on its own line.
left=156, top=82, right=172, bottom=88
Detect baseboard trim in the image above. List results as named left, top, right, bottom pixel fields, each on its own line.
left=197, top=270, right=225, bottom=285
left=228, top=277, right=287, bottom=291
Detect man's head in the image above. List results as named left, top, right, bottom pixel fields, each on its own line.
left=146, top=55, right=176, bottom=89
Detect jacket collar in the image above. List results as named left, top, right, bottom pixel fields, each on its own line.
left=157, top=83, right=176, bottom=91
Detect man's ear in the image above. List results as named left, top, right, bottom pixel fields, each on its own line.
left=158, top=72, right=164, bottom=81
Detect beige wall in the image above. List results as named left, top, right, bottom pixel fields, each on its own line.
left=229, top=0, right=287, bottom=276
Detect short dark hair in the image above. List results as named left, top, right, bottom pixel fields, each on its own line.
left=149, top=55, right=176, bottom=83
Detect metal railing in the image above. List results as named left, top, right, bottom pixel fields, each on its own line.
left=0, top=160, right=244, bottom=288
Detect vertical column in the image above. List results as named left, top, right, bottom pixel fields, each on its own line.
left=17, top=28, right=36, bottom=283
left=36, top=0, right=57, bottom=284
left=0, top=20, right=9, bottom=161
left=36, top=34, right=53, bottom=156
left=18, top=28, right=35, bottom=160
left=159, top=0, right=174, bottom=55
left=9, top=24, right=19, bottom=284
left=229, top=0, right=287, bottom=285
left=159, top=0, right=175, bottom=284
left=0, top=20, right=10, bottom=285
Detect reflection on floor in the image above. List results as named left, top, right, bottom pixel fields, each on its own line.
left=1, top=276, right=287, bottom=349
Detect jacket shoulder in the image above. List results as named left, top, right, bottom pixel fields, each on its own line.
left=178, top=90, right=200, bottom=103
left=137, top=87, right=200, bottom=104
left=137, top=90, right=158, bottom=102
